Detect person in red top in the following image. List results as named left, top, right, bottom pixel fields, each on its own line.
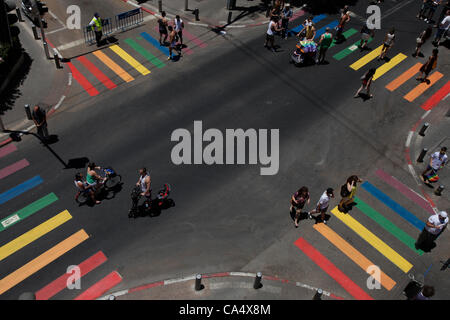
left=290, top=186, right=310, bottom=228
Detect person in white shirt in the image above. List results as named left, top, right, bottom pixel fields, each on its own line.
left=308, top=188, right=334, bottom=224
left=421, top=147, right=447, bottom=183
left=174, top=15, right=184, bottom=46
left=264, top=16, right=282, bottom=52
left=433, top=9, right=450, bottom=45
left=415, top=211, right=448, bottom=250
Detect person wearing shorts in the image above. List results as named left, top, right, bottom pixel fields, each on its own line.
left=316, top=27, right=333, bottom=64
left=290, top=186, right=310, bottom=228
left=158, top=11, right=168, bottom=45
left=167, top=26, right=181, bottom=60
left=309, top=188, right=334, bottom=224
left=417, top=48, right=438, bottom=82
left=378, top=28, right=395, bottom=60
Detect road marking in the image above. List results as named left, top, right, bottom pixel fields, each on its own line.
left=408, top=164, right=421, bottom=186
left=140, top=32, right=170, bottom=57
left=349, top=45, right=383, bottom=70
left=66, top=62, right=99, bottom=96
left=75, top=271, right=122, bottom=300
left=420, top=81, right=450, bottom=111
left=154, top=27, right=194, bottom=55
left=54, top=95, right=66, bottom=110
left=361, top=181, right=425, bottom=230
left=76, top=56, right=117, bottom=90
left=294, top=237, right=373, bottom=300
left=109, top=45, right=150, bottom=76
left=375, top=169, right=433, bottom=214
left=0, top=159, right=30, bottom=180
left=57, top=39, right=85, bottom=51
left=329, top=28, right=358, bottom=48
left=314, top=20, right=339, bottom=40
left=48, top=10, right=67, bottom=28
left=0, top=144, right=17, bottom=159
left=0, top=193, right=58, bottom=232
left=421, top=110, right=431, bottom=119
left=182, top=28, right=208, bottom=49
left=331, top=207, right=413, bottom=273
left=404, top=72, right=443, bottom=102
left=164, top=275, right=196, bottom=285
left=92, top=51, right=135, bottom=83
left=386, top=63, right=423, bottom=91
left=0, top=176, right=43, bottom=205
left=35, top=251, right=108, bottom=300
left=125, top=38, right=165, bottom=68
left=313, top=223, right=396, bottom=290
left=355, top=197, right=424, bottom=256
left=333, top=38, right=373, bottom=61
left=405, top=131, right=413, bottom=148
left=289, top=14, right=327, bottom=35
left=373, top=53, right=407, bottom=81
left=0, top=210, right=72, bottom=262
left=0, top=229, right=89, bottom=295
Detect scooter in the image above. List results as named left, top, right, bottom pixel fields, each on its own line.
left=128, top=183, right=174, bottom=218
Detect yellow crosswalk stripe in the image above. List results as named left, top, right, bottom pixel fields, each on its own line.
left=331, top=207, right=413, bottom=273
left=350, top=45, right=383, bottom=71
left=0, top=210, right=72, bottom=262
left=373, top=53, right=407, bottom=81
left=93, top=50, right=135, bottom=83
left=109, top=45, right=150, bottom=76
left=0, top=229, right=89, bottom=295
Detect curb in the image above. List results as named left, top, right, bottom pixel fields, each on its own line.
left=98, top=271, right=345, bottom=300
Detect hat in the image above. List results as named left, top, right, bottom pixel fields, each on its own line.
left=439, top=211, right=448, bottom=218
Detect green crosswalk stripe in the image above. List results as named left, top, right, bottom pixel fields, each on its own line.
left=329, top=28, right=358, bottom=48
left=0, top=193, right=59, bottom=232
left=355, top=197, right=424, bottom=256
left=124, top=38, right=165, bottom=69
left=333, top=37, right=374, bottom=61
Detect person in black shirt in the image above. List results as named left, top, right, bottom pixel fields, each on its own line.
left=31, top=105, right=49, bottom=140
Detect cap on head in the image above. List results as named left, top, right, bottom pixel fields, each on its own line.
left=439, top=211, right=448, bottom=219
left=94, top=12, right=99, bottom=18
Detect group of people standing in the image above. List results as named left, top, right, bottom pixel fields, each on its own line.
left=157, top=12, right=185, bottom=60
left=290, top=175, right=363, bottom=227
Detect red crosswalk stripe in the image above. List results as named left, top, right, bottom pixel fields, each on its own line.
left=76, top=56, right=117, bottom=90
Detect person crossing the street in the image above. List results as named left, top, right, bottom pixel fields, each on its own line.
left=89, top=13, right=103, bottom=47
left=309, top=188, right=334, bottom=224
left=167, top=25, right=182, bottom=60
left=316, top=27, right=333, bottom=64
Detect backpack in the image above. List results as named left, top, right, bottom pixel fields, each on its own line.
left=340, top=184, right=350, bottom=197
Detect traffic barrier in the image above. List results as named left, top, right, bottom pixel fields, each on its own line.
left=83, top=18, right=113, bottom=45
left=115, top=8, right=143, bottom=32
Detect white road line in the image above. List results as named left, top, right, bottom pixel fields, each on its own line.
left=408, top=164, right=421, bottom=186
left=295, top=282, right=331, bottom=296
left=421, top=110, right=431, bottom=119
left=54, top=95, right=66, bottom=110
left=229, top=272, right=255, bottom=277
left=164, top=275, right=196, bottom=285
left=444, top=93, right=450, bottom=101
left=406, top=131, right=414, bottom=148
left=68, top=72, right=72, bottom=86
left=57, top=38, right=85, bottom=51
left=46, top=26, right=67, bottom=35
left=188, top=22, right=209, bottom=27
left=48, top=10, right=67, bottom=28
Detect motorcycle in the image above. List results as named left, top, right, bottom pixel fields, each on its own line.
left=128, top=183, right=174, bottom=218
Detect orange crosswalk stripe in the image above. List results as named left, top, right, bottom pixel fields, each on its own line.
left=404, top=72, right=443, bottom=102
left=93, top=51, right=134, bottom=83
left=386, top=63, right=422, bottom=91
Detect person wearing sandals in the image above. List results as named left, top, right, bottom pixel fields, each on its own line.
left=338, top=175, right=363, bottom=213
left=290, top=186, right=310, bottom=228
left=354, top=68, right=376, bottom=99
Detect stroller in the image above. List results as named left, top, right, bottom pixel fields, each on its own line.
left=291, top=40, right=317, bottom=66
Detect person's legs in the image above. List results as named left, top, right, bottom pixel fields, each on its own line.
left=95, top=31, right=102, bottom=46
left=321, top=208, right=327, bottom=223
left=178, top=31, right=183, bottom=45
left=294, top=207, right=302, bottom=226
left=354, top=84, right=364, bottom=97
left=42, top=124, right=49, bottom=139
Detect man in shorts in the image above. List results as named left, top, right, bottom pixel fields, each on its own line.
left=421, top=147, right=447, bottom=183
left=167, top=25, right=181, bottom=60
left=309, top=188, right=334, bottom=224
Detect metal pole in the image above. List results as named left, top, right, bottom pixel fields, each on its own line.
left=227, top=11, right=232, bottom=24
left=16, top=8, right=24, bottom=22
left=185, top=0, right=188, bottom=11
left=194, top=8, right=199, bottom=21
left=0, top=115, right=5, bottom=132
left=38, top=14, right=50, bottom=59
left=418, top=123, right=429, bottom=136
left=53, top=53, right=61, bottom=69
left=158, top=0, right=162, bottom=13
left=417, top=148, right=428, bottom=163
left=435, top=185, right=444, bottom=196
left=195, top=274, right=203, bottom=291
left=253, top=272, right=262, bottom=289
left=313, top=288, right=323, bottom=300
left=24, top=104, right=32, bottom=120
left=32, top=25, right=39, bottom=39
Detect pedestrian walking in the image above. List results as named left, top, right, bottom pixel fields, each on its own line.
left=413, top=26, right=433, bottom=57
left=264, top=16, right=283, bottom=52
left=316, top=27, right=333, bottom=64
left=418, top=0, right=433, bottom=19
left=31, top=105, right=49, bottom=141
left=434, top=0, right=450, bottom=26
left=421, top=147, right=447, bottom=183
left=354, top=68, right=376, bottom=99
left=173, top=15, right=184, bottom=46
left=338, top=175, right=363, bottom=213
left=424, top=0, right=442, bottom=23
left=335, top=8, right=351, bottom=43
left=280, top=3, right=293, bottom=39
left=158, top=11, right=169, bottom=45
left=411, top=285, right=435, bottom=300
left=308, top=188, right=334, bottom=224
left=417, top=48, right=439, bottom=82
left=89, top=13, right=103, bottom=47
left=432, top=9, right=450, bottom=45
left=167, top=26, right=181, bottom=60
left=359, top=24, right=375, bottom=50
left=297, top=16, right=313, bottom=39
left=415, top=211, right=448, bottom=250
left=290, top=186, right=310, bottom=228
left=378, top=28, right=395, bottom=61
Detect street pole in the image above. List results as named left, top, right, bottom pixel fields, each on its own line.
left=38, top=16, right=50, bottom=59
left=0, top=114, right=5, bottom=132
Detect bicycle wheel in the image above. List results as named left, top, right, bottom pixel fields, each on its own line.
left=76, top=192, right=89, bottom=205
left=105, top=174, right=122, bottom=189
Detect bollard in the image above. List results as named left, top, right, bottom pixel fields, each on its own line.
left=108, top=295, right=116, bottom=300
left=417, top=148, right=428, bottom=163
left=313, top=288, right=323, bottom=300
left=54, top=53, right=61, bottom=69
left=24, top=104, right=32, bottom=120
left=158, top=0, right=162, bottom=13
left=227, top=11, right=233, bottom=24
left=0, top=116, right=5, bottom=132
left=195, top=274, right=203, bottom=291
left=435, top=185, right=444, bottom=196
left=185, top=0, right=189, bottom=11
left=32, top=25, right=39, bottom=40
left=253, top=272, right=262, bottom=289
left=16, top=8, right=24, bottom=22
left=194, top=8, right=199, bottom=21
left=43, top=41, right=50, bottom=59
left=418, top=123, right=430, bottom=136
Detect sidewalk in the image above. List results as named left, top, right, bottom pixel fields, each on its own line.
left=0, top=20, right=70, bottom=146
left=99, top=271, right=345, bottom=300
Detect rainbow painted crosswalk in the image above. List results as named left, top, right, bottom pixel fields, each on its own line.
left=293, top=168, right=434, bottom=299
left=66, top=27, right=207, bottom=97
left=0, top=144, right=121, bottom=299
